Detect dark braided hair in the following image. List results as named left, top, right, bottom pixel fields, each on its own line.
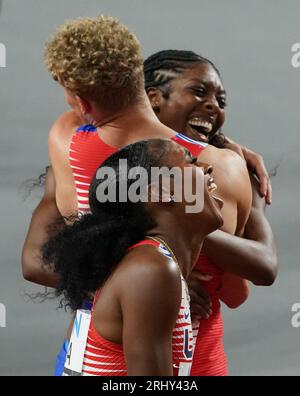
left=42, top=139, right=170, bottom=311
left=144, top=50, right=225, bottom=148
left=144, top=50, right=220, bottom=95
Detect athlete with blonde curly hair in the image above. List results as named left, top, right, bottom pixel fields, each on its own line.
left=45, top=16, right=144, bottom=112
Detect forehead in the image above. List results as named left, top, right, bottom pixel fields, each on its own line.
left=172, top=63, right=224, bottom=91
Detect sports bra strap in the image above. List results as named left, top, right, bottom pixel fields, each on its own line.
left=127, top=239, right=159, bottom=251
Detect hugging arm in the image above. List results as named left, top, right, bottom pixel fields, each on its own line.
left=223, top=136, right=272, bottom=204
left=21, top=166, right=63, bottom=288
left=203, top=174, right=277, bottom=286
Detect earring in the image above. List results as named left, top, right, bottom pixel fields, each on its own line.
left=152, top=102, right=160, bottom=111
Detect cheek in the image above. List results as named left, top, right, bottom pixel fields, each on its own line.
left=218, top=110, right=225, bottom=128
left=159, top=105, right=184, bottom=129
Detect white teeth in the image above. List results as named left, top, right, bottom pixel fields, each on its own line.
left=188, top=118, right=213, bottom=133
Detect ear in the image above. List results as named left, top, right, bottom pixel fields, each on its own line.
left=75, top=95, right=92, bottom=115
left=147, top=183, right=174, bottom=203
left=146, top=88, right=164, bottom=112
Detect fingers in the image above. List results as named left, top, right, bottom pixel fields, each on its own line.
left=192, top=273, right=213, bottom=282
left=189, top=289, right=212, bottom=319
left=242, top=147, right=273, bottom=204
left=189, top=270, right=213, bottom=283
left=258, top=174, right=268, bottom=198
left=254, top=159, right=272, bottom=204
left=189, top=290, right=211, bottom=307
left=188, top=282, right=211, bottom=302
left=188, top=269, right=213, bottom=319
left=265, top=179, right=273, bottom=205
left=191, top=304, right=213, bottom=320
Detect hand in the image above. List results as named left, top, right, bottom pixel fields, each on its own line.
left=224, top=137, right=272, bottom=205
left=187, top=270, right=213, bottom=320
left=241, top=146, right=272, bottom=205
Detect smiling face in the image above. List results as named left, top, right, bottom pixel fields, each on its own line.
left=149, top=63, right=226, bottom=143
left=157, top=141, right=224, bottom=231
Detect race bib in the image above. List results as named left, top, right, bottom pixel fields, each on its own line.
left=63, top=309, right=91, bottom=376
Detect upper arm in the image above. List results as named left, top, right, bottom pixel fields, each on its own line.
left=230, top=151, right=252, bottom=236
left=119, top=253, right=181, bottom=376
left=24, top=166, right=61, bottom=244
left=48, top=112, right=77, bottom=174
left=22, top=166, right=63, bottom=287
left=245, top=173, right=276, bottom=246
left=198, top=146, right=252, bottom=235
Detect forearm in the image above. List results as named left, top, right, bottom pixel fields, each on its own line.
left=203, top=229, right=277, bottom=286
left=219, top=273, right=249, bottom=308
left=22, top=243, right=60, bottom=288
left=21, top=177, right=64, bottom=289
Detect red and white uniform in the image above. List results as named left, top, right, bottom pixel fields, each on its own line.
left=82, top=239, right=193, bottom=376
left=70, top=125, right=227, bottom=376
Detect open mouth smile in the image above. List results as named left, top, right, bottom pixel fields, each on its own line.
left=188, top=117, right=214, bottom=141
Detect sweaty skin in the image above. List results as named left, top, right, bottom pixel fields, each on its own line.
left=146, top=62, right=276, bottom=312
left=88, top=146, right=222, bottom=376
left=22, top=109, right=275, bottom=294
left=44, top=141, right=224, bottom=376
left=98, top=246, right=182, bottom=375
left=191, top=144, right=252, bottom=309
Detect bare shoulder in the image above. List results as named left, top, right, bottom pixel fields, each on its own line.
left=43, top=166, right=56, bottom=198
left=48, top=111, right=82, bottom=145
left=199, top=144, right=247, bottom=173
left=199, top=145, right=251, bottom=193
left=200, top=145, right=252, bottom=232
left=115, top=244, right=182, bottom=301
left=248, top=172, right=266, bottom=210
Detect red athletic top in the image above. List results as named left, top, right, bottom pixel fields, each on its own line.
left=70, top=124, right=227, bottom=376
left=82, top=239, right=194, bottom=376
left=191, top=256, right=227, bottom=376
left=70, top=125, right=207, bottom=215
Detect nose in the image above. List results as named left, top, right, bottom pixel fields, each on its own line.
left=202, top=96, right=220, bottom=115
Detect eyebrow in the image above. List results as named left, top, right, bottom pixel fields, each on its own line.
left=188, top=79, right=227, bottom=95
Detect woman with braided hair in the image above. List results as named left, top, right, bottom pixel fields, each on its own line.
left=143, top=49, right=277, bottom=375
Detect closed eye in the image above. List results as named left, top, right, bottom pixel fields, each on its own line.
left=191, top=87, right=206, bottom=97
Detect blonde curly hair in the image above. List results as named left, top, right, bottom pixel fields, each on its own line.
left=45, top=15, right=144, bottom=110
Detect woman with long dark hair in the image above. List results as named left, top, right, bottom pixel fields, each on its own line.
left=42, top=139, right=223, bottom=376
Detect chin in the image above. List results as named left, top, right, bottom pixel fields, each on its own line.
left=210, top=208, right=224, bottom=231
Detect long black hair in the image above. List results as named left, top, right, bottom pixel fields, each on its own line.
left=42, top=139, right=170, bottom=311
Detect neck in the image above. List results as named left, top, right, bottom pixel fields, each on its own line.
left=148, top=215, right=206, bottom=279
left=94, top=93, right=160, bottom=131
